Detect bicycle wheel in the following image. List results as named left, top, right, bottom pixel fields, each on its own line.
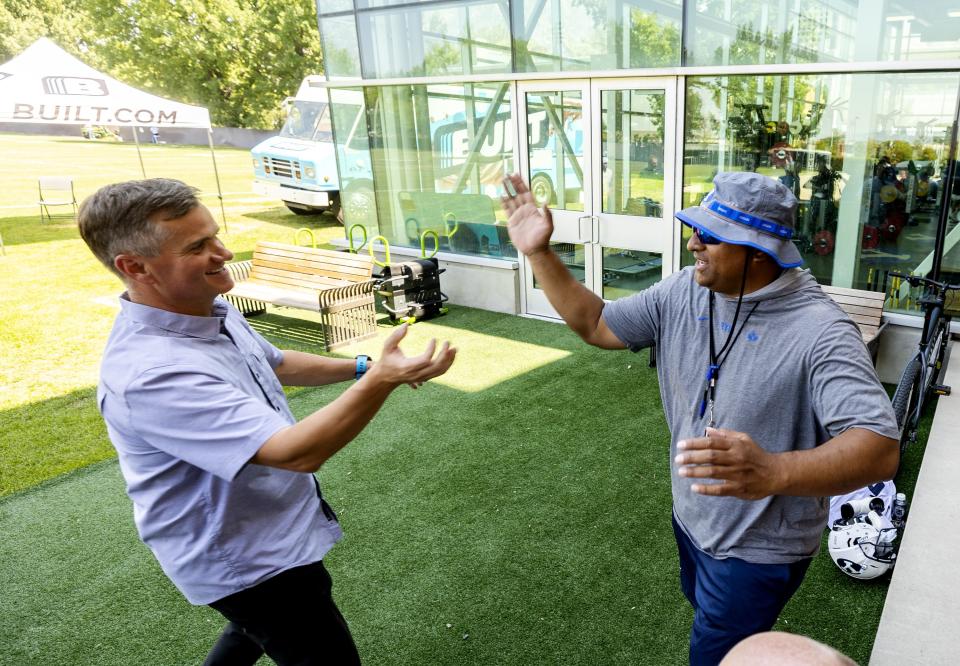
left=891, top=356, right=923, bottom=457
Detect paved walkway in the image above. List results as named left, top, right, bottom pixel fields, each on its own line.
left=871, top=344, right=960, bottom=665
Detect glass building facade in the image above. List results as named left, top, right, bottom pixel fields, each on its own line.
left=316, top=0, right=960, bottom=317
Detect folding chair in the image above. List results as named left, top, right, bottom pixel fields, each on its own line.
left=38, top=177, right=78, bottom=222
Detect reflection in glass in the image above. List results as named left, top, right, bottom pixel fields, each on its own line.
left=601, top=89, right=665, bottom=216
left=686, top=0, right=960, bottom=67
left=329, top=89, right=373, bottom=227
left=534, top=242, right=586, bottom=287
left=355, top=0, right=511, bottom=78
left=318, top=14, right=363, bottom=79
left=681, top=71, right=960, bottom=314
left=940, top=162, right=960, bottom=307
left=358, top=83, right=517, bottom=259
left=515, top=0, right=680, bottom=72
left=317, top=0, right=353, bottom=14
left=525, top=90, right=585, bottom=211
left=602, top=248, right=662, bottom=299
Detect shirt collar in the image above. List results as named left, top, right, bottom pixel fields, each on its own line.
left=118, top=293, right=228, bottom=340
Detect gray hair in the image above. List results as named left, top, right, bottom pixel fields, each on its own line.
left=78, top=178, right=201, bottom=278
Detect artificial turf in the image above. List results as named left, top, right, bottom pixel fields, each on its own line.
left=0, top=132, right=933, bottom=664
left=1, top=304, right=933, bottom=665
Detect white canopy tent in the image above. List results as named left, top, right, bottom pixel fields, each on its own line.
left=0, top=38, right=227, bottom=227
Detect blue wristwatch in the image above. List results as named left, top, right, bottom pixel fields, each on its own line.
left=355, top=354, right=371, bottom=380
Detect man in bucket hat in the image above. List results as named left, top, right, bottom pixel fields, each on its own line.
left=501, top=171, right=899, bottom=665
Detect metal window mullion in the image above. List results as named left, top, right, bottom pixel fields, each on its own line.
left=313, top=59, right=960, bottom=90
left=931, top=76, right=960, bottom=281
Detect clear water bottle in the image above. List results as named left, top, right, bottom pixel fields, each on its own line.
left=891, top=492, right=909, bottom=531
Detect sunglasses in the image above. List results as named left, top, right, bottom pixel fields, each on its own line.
left=691, top=226, right=722, bottom=245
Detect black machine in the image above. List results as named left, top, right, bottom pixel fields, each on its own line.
left=377, top=258, right=448, bottom=323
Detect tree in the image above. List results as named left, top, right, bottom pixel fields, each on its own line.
left=0, top=0, right=91, bottom=63
left=1, top=0, right=323, bottom=128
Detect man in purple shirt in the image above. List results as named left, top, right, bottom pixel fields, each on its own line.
left=79, top=178, right=456, bottom=665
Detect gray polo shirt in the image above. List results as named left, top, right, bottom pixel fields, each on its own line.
left=98, top=295, right=342, bottom=604
left=603, top=268, right=898, bottom=563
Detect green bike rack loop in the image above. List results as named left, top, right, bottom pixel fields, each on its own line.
left=443, top=212, right=459, bottom=238
left=369, top=235, right=391, bottom=268
left=294, top=227, right=317, bottom=248
left=348, top=224, right=368, bottom=253
left=420, top=230, right=439, bottom=258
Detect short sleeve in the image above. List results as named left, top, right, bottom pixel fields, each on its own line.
left=125, top=366, right=290, bottom=481
left=809, top=321, right=900, bottom=440
left=602, top=272, right=676, bottom=351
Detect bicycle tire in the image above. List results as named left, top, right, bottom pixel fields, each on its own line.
left=891, top=356, right=922, bottom=457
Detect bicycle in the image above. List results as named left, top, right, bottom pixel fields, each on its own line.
left=888, top=271, right=960, bottom=459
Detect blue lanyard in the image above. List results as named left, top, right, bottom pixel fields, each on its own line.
left=698, top=252, right=758, bottom=428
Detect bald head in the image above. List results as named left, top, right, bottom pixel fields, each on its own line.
left=720, top=632, right=857, bottom=666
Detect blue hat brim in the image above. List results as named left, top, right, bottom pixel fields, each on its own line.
left=676, top=205, right=803, bottom=269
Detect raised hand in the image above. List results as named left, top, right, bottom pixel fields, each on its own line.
left=369, top=324, right=456, bottom=388
left=674, top=427, right=783, bottom=500
left=500, top=173, right=554, bottom=257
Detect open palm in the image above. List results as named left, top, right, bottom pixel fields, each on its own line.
left=501, top=173, right=554, bottom=256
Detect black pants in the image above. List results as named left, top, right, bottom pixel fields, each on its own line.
left=203, top=560, right=361, bottom=666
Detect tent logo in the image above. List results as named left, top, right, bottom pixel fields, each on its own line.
left=42, top=76, right=108, bottom=96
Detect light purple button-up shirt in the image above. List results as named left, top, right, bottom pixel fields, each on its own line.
left=97, top=295, right=342, bottom=604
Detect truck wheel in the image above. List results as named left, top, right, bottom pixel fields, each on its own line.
left=284, top=202, right=322, bottom=216
left=327, top=194, right=342, bottom=224
left=341, top=182, right=375, bottom=225
left=530, top=174, right=554, bottom=206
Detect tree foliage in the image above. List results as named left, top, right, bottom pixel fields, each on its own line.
left=0, top=0, right=323, bottom=128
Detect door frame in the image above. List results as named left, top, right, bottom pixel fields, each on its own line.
left=589, top=77, right=678, bottom=283
left=515, top=76, right=683, bottom=318
left=516, top=79, right=595, bottom=318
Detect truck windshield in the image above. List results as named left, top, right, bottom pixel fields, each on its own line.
left=280, top=101, right=333, bottom=142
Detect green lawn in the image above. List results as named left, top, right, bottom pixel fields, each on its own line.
left=0, top=132, right=930, bottom=664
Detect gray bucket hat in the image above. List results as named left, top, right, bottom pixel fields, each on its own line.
left=675, top=171, right=803, bottom=268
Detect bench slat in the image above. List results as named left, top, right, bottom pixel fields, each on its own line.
left=257, top=242, right=374, bottom=269
left=253, top=250, right=373, bottom=279
left=224, top=241, right=379, bottom=351
left=821, top=285, right=886, bottom=302
left=838, top=303, right=883, bottom=322
left=820, top=284, right=886, bottom=359
left=825, top=295, right=885, bottom=310
left=249, top=271, right=352, bottom=291
left=251, top=261, right=363, bottom=285
left=255, top=247, right=374, bottom=272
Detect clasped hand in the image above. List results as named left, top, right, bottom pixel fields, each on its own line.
left=674, top=427, right=783, bottom=500
left=372, top=323, right=456, bottom=389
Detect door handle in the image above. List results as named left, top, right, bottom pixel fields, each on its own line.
left=577, top=215, right=596, bottom=244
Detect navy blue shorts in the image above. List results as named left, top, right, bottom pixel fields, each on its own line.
left=672, top=515, right=811, bottom=666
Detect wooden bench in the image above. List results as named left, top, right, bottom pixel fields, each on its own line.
left=224, top=241, right=378, bottom=351
left=821, top=285, right=887, bottom=362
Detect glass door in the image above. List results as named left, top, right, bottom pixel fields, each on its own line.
left=591, top=79, right=677, bottom=301
left=517, top=81, right=594, bottom=318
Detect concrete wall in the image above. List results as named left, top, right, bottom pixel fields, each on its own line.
left=0, top=123, right=275, bottom=149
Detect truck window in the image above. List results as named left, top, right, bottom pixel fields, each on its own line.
left=280, top=101, right=333, bottom=142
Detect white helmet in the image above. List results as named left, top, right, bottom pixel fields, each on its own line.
left=828, top=513, right=897, bottom=580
